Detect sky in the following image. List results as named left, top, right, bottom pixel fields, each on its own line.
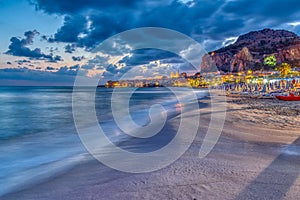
left=1, top=0, right=300, bottom=85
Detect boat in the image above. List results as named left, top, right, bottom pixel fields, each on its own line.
left=275, top=93, right=300, bottom=101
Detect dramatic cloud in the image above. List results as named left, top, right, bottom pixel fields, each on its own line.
left=30, top=0, right=300, bottom=52
left=30, top=0, right=224, bottom=49
left=6, top=30, right=63, bottom=62
left=222, top=0, right=300, bottom=20
left=30, top=0, right=139, bottom=14
left=3, top=0, right=299, bottom=85
left=49, top=15, right=87, bottom=43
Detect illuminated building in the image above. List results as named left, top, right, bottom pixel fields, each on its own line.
left=170, top=70, right=180, bottom=78
left=175, top=70, right=179, bottom=78
left=170, top=71, right=175, bottom=78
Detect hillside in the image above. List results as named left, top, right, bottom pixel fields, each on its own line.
left=201, top=28, right=300, bottom=72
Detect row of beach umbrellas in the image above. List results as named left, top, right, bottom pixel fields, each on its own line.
left=221, top=79, right=299, bottom=94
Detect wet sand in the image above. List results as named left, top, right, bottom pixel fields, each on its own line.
left=2, top=94, right=300, bottom=200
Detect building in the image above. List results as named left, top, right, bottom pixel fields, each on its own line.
left=170, top=70, right=180, bottom=78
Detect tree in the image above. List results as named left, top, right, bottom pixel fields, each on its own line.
left=278, top=63, right=291, bottom=75
left=264, top=54, right=277, bottom=68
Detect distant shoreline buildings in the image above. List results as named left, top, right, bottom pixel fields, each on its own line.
left=103, top=70, right=209, bottom=88
left=101, top=67, right=300, bottom=88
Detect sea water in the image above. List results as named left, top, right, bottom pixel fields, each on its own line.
left=0, top=86, right=207, bottom=196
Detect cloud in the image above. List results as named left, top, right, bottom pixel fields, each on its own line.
left=72, top=56, right=85, bottom=61
left=56, top=66, right=78, bottom=75
left=70, top=64, right=80, bottom=70
left=65, top=44, right=77, bottom=53
left=6, top=30, right=63, bottom=62
left=105, top=64, right=118, bottom=74
left=30, top=0, right=300, bottom=53
left=49, top=15, right=87, bottom=43
left=47, top=47, right=59, bottom=53
left=41, top=35, right=48, bottom=41
left=46, top=66, right=55, bottom=70
left=30, top=0, right=139, bottom=14
left=223, top=0, right=300, bottom=19
left=16, top=59, right=31, bottom=65
left=31, top=0, right=225, bottom=50
left=0, top=67, right=77, bottom=85
left=48, top=55, right=63, bottom=62
left=118, top=49, right=178, bottom=66
left=101, top=64, right=132, bottom=79
left=81, top=55, right=110, bottom=69
left=222, top=37, right=238, bottom=47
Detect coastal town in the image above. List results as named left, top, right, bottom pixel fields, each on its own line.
left=103, top=51, right=300, bottom=102
left=104, top=60, right=299, bottom=89
left=104, top=67, right=300, bottom=88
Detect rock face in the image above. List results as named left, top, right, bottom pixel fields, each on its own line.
left=201, top=28, right=300, bottom=72
left=230, top=47, right=254, bottom=72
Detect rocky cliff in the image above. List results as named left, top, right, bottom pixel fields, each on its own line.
left=201, top=28, right=300, bottom=72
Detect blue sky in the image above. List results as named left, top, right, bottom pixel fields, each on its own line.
left=1, top=0, right=300, bottom=85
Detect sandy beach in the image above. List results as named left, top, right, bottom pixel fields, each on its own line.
left=2, top=94, right=300, bottom=200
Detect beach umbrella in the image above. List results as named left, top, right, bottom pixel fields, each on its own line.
left=261, top=84, right=267, bottom=93
left=280, top=81, right=283, bottom=89
left=270, top=83, right=275, bottom=91
left=242, top=85, right=246, bottom=92
left=255, top=84, right=259, bottom=92
left=291, top=83, right=295, bottom=90
left=243, top=85, right=247, bottom=92
left=239, top=84, right=242, bottom=91
left=286, top=82, right=290, bottom=90
left=249, top=85, right=253, bottom=93
left=274, top=81, right=278, bottom=89
left=283, top=80, right=287, bottom=89
left=267, top=83, right=271, bottom=91
left=248, top=84, right=252, bottom=92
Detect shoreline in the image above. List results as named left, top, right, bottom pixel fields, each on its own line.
left=2, top=93, right=300, bottom=199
